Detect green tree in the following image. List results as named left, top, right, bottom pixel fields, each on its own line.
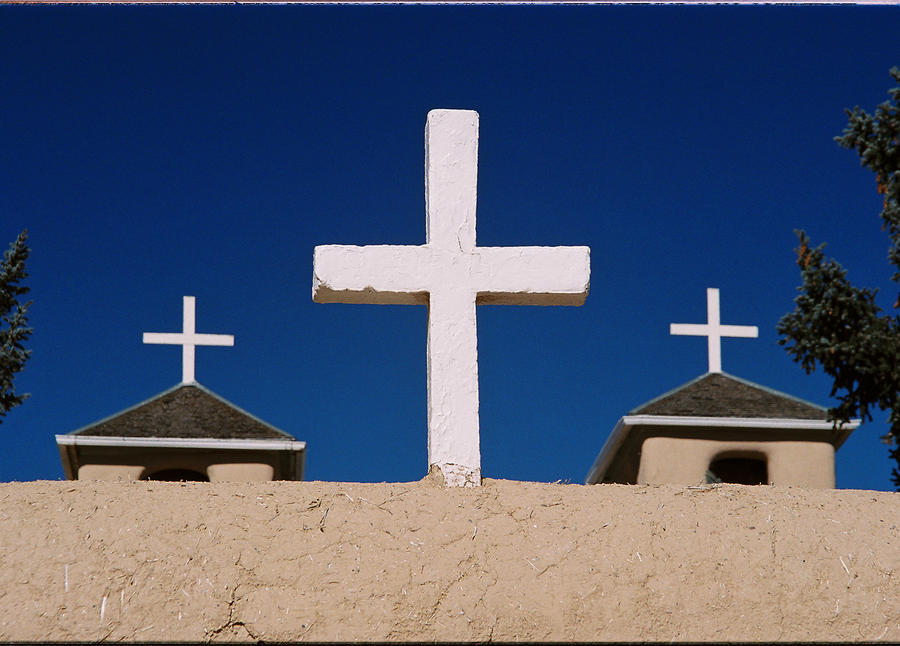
left=0, top=230, right=32, bottom=420
left=778, top=68, right=900, bottom=487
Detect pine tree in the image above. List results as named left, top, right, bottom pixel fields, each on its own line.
left=778, top=68, right=900, bottom=487
left=0, top=230, right=32, bottom=420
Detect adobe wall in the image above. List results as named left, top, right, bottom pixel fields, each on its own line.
left=70, top=446, right=285, bottom=481
left=638, top=437, right=836, bottom=487
left=1, top=478, right=898, bottom=642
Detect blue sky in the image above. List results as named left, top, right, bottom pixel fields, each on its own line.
left=2, top=5, right=899, bottom=490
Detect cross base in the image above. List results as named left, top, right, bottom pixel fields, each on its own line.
left=429, top=463, right=482, bottom=487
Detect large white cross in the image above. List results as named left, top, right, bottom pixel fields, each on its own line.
left=143, top=296, right=234, bottom=383
left=670, top=287, right=758, bottom=373
left=312, top=109, right=591, bottom=487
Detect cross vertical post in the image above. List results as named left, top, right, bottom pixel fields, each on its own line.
left=670, top=288, right=758, bottom=373
left=143, top=296, right=235, bottom=383
left=424, top=111, right=481, bottom=485
left=183, top=295, right=196, bottom=383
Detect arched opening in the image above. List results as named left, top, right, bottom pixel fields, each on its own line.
left=144, top=468, right=209, bottom=482
left=706, top=456, right=767, bottom=485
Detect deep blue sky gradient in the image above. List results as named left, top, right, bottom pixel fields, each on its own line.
left=2, top=6, right=899, bottom=489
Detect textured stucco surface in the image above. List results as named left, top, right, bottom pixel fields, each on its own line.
left=2, top=478, right=899, bottom=642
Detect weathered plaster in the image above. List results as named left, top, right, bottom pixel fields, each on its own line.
left=313, top=109, right=590, bottom=486
left=7, top=480, right=900, bottom=642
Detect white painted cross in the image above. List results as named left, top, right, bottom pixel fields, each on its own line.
left=312, top=109, right=591, bottom=487
left=670, top=288, right=758, bottom=373
left=143, top=296, right=234, bottom=383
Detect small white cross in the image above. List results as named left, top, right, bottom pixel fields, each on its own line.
left=313, top=109, right=590, bottom=486
left=143, top=296, right=234, bottom=383
left=670, top=288, right=757, bottom=373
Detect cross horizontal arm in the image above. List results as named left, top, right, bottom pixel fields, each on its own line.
left=313, top=245, right=432, bottom=305
left=669, top=324, right=709, bottom=336
left=142, top=333, right=234, bottom=346
left=669, top=324, right=758, bottom=338
left=718, top=325, right=758, bottom=337
left=473, top=246, right=591, bottom=305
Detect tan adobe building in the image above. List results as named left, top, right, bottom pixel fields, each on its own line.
left=55, top=382, right=306, bottom=482
left=585, top=372, right=859, bottom=488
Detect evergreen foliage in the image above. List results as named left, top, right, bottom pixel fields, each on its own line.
left=0, top=230, right=32, bottom=420
left=778, top=68, right=900, bottom=487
